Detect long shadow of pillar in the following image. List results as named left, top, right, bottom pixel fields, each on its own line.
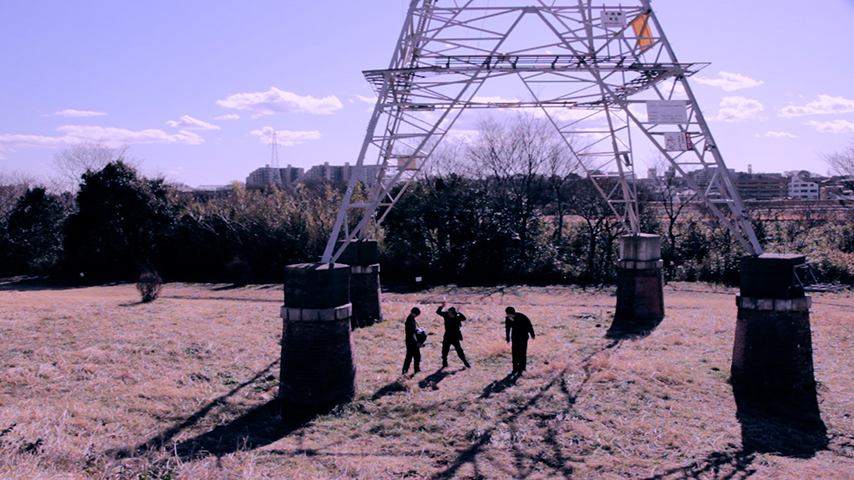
left=732, top=254, right=827, bottom=456
left=280, top=263, right=356, bottom=415
left=608, top=234, right=665, bottom=338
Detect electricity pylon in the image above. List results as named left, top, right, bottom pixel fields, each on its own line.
left=322, top=0, right=763, bottom=264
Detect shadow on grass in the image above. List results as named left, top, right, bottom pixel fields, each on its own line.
left=641, top=450, right=756, bottom=479
left=605, top=316, right=664, bottom=340
left=172, top=400, right=315, bottom=460
left=479, top=373, right=518, bottom=399
left=108, top=360, right=293, bottom=460
left=430, top=340, right=620, bottom=480
left=418, top=367, right=460, bottom=390
left=371, top=381, right=409, bottom=401
left=0, top=276, right=104, bottom=291
left=734, top=384, right=828, bottom=458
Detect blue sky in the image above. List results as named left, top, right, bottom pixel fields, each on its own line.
left=2, top=0, right=853, bottom=188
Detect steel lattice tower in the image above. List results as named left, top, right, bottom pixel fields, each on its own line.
left=322, top=0, right=763, bottom=263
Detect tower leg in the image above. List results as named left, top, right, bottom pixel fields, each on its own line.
left=280, top=263, right=356, bottom=414
left=609, top=234, right=665, bottom=337
left=338, top=240, right=383, bottom=328
left=732, top=254, right=826, bottom=454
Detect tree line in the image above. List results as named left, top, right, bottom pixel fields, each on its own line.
left=1, top=118, right=853, bottom=287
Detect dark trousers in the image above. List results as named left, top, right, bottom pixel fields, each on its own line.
left=403, top=341, right=420, bottom=373
left=511, top=339, right=529, bottom=372
left=442, top=336, right=469, bottom=367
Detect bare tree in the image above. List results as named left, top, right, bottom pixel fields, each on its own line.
left=465, top=112, right=574, bottom=260
left=823, top=140, right=854, bottom=177
left=52, top=141, right=136, bottom=192
left=648, top=155, right=699, bottom=278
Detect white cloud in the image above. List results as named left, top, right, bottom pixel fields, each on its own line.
left=166, top=115, right=220, bottom=130
left=0, top=125, right=204, bottom=148
left=694, top=72, right=764, bottom=92
left=807, top=119, right=854, bottom=134
left=215, top=114, right=240, bottom=120
left=43, top=109, right=108, bottom=118
left=356, top=94, right=377, bottom=104
left=760, top=131, right=797, bottom=138
left=249, top=127, right=322, bottom=146
left=712, top=96, right=764, bottom=122
left=780, top=95, right=854, bottom=118
left=217, top=87, right=343, bottom=117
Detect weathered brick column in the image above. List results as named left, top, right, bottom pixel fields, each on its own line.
left=338, top=240, right=382, bottom=327
left=609, top=234, right=665, bottom=336
left=732, top=254, right=816, bottom=396
left=732, top=254, right=826, bottom=454
left=279, top=263, right=356, bottom=412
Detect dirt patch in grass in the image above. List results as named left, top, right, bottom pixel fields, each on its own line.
left=0, top=281, right=852, bottom=479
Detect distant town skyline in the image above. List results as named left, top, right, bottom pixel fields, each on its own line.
left=2, top=0, right=853, bottom=188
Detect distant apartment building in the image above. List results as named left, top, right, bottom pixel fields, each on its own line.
left=302, top=162, right=381, bottom=184
left=734, top=172, right=789, bottom=200
left=245, top=165, right=304, bottom=189
left=788, top=172, right=822, bottom=200
left=820, top=176, right=854, bottom=200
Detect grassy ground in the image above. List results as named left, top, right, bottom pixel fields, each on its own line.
left=0, top=280, right=852, bottom=479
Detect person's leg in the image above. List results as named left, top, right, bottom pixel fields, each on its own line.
left=454, top=340, right=471, bottom=368
left=511, top=341, right=523, bottom=373
left=519, top=339, right=528, bottom=371
left=413, top=346, right=421, bottom=373
left=441, top=340, right=450, bottom=367
left=403, top=346, right=413, bottom=374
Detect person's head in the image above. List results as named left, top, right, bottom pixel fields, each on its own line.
left=411, top=307, right=421, bottom=316
left=505, top=306, right=515, bottom=317
left=448, top=306, right=457, bottom=316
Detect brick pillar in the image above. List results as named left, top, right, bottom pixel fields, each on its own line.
left=609, top=234, right=664, bottom=336
left=279, top=263, right=356, bottom=413
left=732, top=254, right=816, bottom=395
left=732, top=254, right=826, bottom=454
left=338, top=240, right=382, bottom=327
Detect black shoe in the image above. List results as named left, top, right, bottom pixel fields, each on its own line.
left=463, top=361, right=471, bottom=368
left=442, top=362, right=448, bottom=368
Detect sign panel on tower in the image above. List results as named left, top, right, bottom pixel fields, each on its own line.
left=647, top=100, right=688, bottom=124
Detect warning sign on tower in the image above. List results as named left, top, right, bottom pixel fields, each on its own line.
left=601, top=11, right=627, bottom=28
left=647, top=100, right=688, bottom=124
left=664, top=132, right=693, bottom=151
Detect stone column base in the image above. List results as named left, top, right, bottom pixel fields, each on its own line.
left=350, top=264, right=382, bottom=328
left=732, top=295, right=815, bottom=394
left=280, top=263, right=356, bottom=413
left=610, top=259, right=665, bottom=336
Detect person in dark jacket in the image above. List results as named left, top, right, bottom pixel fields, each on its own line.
left=505, top=306, right=535, bottom=375
left=402, top=307, right=422, bottom=375
left=437, top=301, right=470, bottom=368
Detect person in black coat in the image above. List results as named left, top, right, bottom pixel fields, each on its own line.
left=402, top=307, right=422, bottom=375
left=505, top=306, right=535, bottom=375
left=437, top=301, right=471, bottom=368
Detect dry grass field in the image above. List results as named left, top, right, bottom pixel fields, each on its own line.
left=0, top=279, right=852, bottom=479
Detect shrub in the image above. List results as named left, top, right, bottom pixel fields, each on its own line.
left=225, top=256, right=251, bottom=287
left=137, top=270, right=163, bottom=303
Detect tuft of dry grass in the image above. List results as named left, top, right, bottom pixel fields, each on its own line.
left=0, top=280, right=853, bottom=479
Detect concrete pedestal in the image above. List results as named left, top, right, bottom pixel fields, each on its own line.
left=338, top=240, right=383, bottom=327
left=732, top=254, right=826, bottom=454
left=609, top=234, right=664, bottom=336
left=280, top=263, right=356, bottom=412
